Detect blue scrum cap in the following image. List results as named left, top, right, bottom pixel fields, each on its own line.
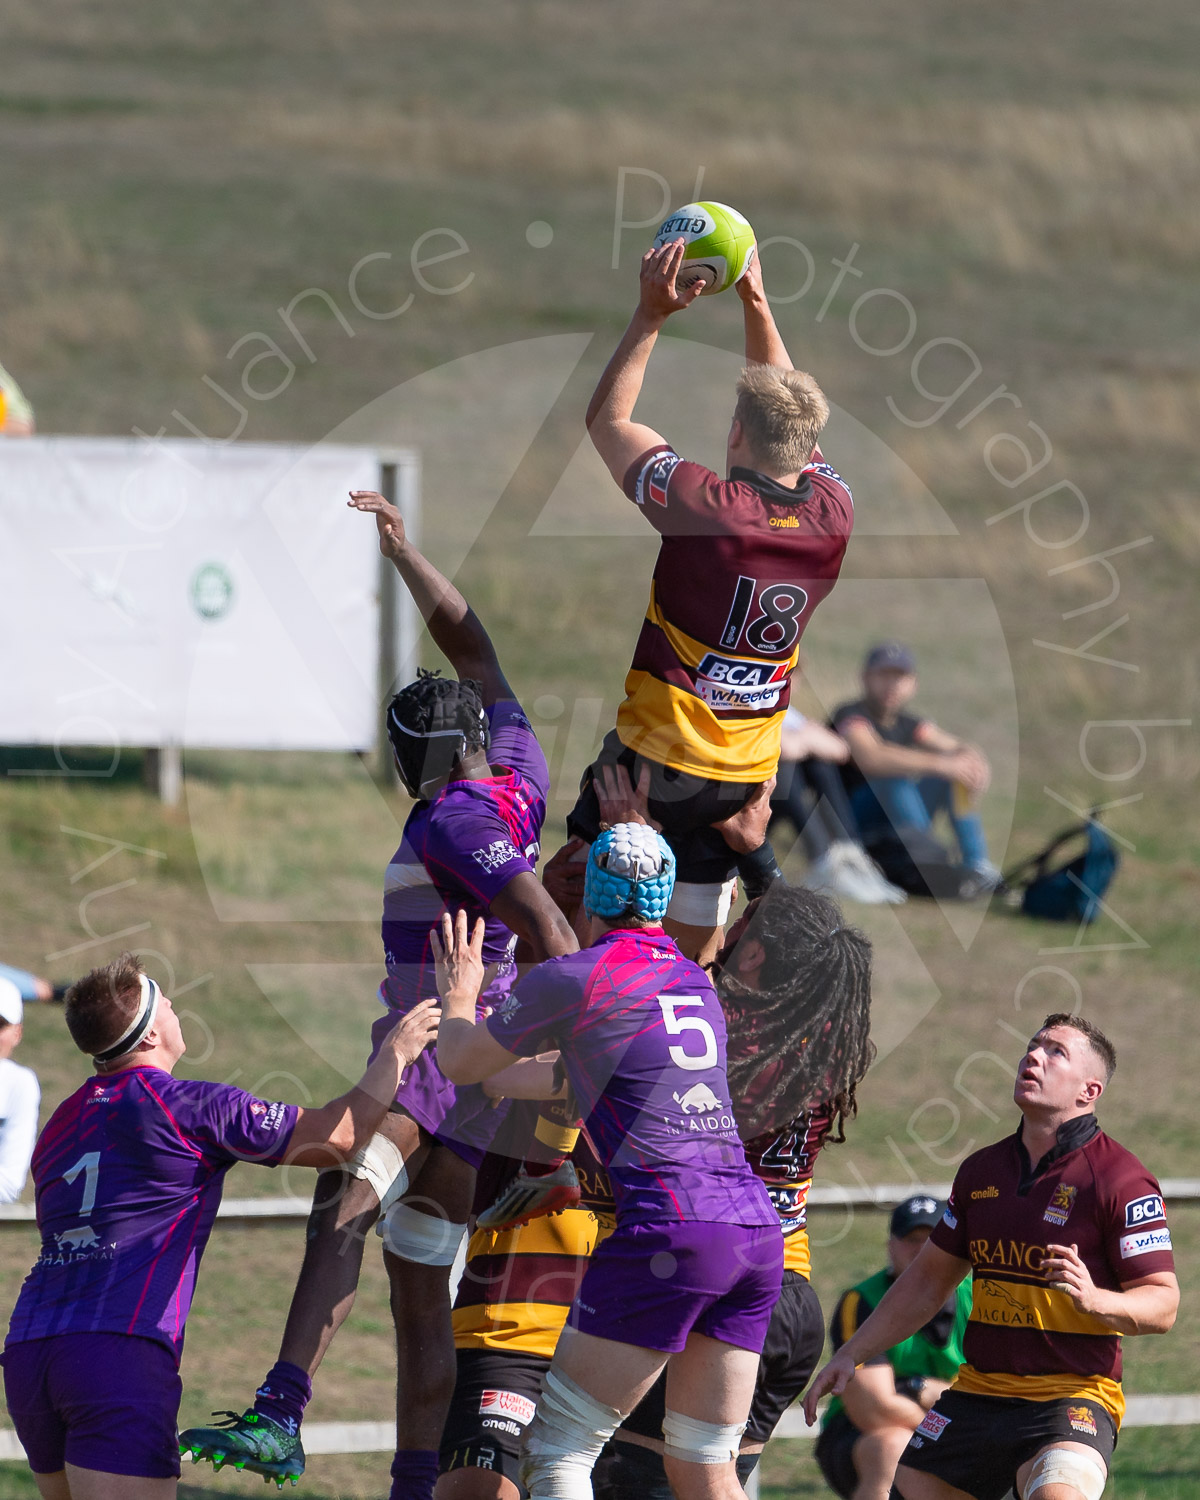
left=585, top=822, right=676, bottom=923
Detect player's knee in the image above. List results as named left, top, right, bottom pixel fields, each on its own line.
left=661, top=1409, right=744, bottom=1467
left=377, top=1201, right=468, bottom=1266
left=343, top=1131, right=411, bottom=1211
left=854, top=1423, right=915, bottom=1475
left=1022, top=1447, right=1107, bottom=1500
left=518, top=1368, right=621, bottom=1500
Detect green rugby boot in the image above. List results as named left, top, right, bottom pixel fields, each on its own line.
left=180, top=1409, right=304, bottom=1488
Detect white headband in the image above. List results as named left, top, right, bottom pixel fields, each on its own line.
left=93, top=974, right=161, bottom=1064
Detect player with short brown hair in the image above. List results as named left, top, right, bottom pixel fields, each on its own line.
left=804, top=1015, right=1179, bottom=1500
left=576, top=238, right=854, bottom=965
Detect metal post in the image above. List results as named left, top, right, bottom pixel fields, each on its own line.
left=143, top=744, right=182, bottom=805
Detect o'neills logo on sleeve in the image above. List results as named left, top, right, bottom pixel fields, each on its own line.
left=970, top=1186, right=999, bottom=1199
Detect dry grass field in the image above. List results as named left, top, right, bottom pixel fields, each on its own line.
left=1, top=1, right=1198, bottom=1495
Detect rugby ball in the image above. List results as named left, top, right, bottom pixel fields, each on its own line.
left=653, top=201, right=756, bottom=296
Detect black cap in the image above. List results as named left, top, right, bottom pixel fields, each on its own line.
left=864, top=641, right=916, bottom=674
left=890, top=1194, right=944, bottom=1239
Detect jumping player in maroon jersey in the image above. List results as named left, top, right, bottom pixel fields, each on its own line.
left=1, top=954, right=438, bottom=1498
left=804, top=1015, right=1179, bottom=1500
left=572, top=238, right=854, bottom=966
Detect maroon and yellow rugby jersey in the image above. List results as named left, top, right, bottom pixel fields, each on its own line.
left=618, top=445, right=854, bottom=782
left=452, top=1124, right=614, bottom=1357
left=743, top=1105, right=832, bottom=1280
left=931, top=1116, right=1174, bottom=1425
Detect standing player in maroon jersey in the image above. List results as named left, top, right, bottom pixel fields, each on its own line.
left=573, top=237, right=854, bottom=965
left=805, top=1015, right=1179, bottom=1500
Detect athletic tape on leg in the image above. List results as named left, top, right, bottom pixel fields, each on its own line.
left=1023, top=1447, right=1107, bottom=1500
left=667, top=877, right=737, bottom=928
left=344, top=1132, right=410, bottom=1211
left=518, top=1367, right=622, bottom=1500
left=662, top=1409, right=745, bottom=1465
left=376, top=1201, right=467, bottom=1265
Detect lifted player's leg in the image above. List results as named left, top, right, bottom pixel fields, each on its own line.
left=182, top=1109, right=428, bottom=1485
left=380, top=1144, right=475, bottom=1500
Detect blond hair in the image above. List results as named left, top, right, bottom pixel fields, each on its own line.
left=734, top=366, right=829, bottom=475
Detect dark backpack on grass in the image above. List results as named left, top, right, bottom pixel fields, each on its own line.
left=1004, top=817, right=1119, bottom=923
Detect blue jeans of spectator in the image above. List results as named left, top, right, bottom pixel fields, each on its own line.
left=850, top=776, right=989, bottom=868
left=0, top=964, right=39, bottom=1001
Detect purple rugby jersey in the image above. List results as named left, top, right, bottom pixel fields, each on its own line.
left=487, top=927, right=776, bottom=1229
left=381, top=700, right=549, bottom=1019
left=4, top=1067, right=297, bottom=1361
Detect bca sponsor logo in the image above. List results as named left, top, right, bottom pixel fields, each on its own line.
left=1120, top=1228, right=1172, bottom=1259
left=472, top=838, right=521, bottom=874
left=480, top=1389, right=536, bottom=1425
left=635, top=451, right=681, bottom=508
left=915, top=1410, right=950, bottom=1442
left=1124, top=1194, right=1165, bottom=1229
left=695, top=653, right=788, bottom=711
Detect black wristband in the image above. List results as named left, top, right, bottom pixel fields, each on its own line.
left=736, top=841, right=784, bottom=900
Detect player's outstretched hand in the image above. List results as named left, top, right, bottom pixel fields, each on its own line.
left=1043, top=1243, right=1101, bottom=1314
left=596, top=763, right=660, bottom=830
left=348, top=489, right=406, bottom=560
left=639, top=240, right=704, bottom=322
left=431, top=908, right=487, bottom=1011
left=734, top=246, right=764, bottom=304
left=712, top=775, right=776, bottom=854
left=387, top=997, right=441, bottom=1064
left=802, top=1350, right=857, bottom=1426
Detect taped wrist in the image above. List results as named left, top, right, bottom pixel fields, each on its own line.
left=735, top=841, right=783, bottom=900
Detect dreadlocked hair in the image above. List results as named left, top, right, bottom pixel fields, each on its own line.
left=716, top=884, right=875, bottom=1144
left=388, top=668, right=487, bottom=752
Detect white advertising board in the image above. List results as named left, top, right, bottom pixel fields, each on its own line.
left=0, top=438, right=417, bottom=754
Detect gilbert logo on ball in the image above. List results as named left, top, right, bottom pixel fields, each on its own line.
left=653, top=201, right=756, bottom=295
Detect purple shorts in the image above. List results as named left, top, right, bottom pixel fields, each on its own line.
left=1, top=1333, right=182, bottom=1478
left=568, top=1221, right=783, bottom=1354
left=369, top=1014, right=506, bottom=1170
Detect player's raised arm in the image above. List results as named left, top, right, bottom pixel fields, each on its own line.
left=585, top=239, right=702, bottom=487
left=432, top=910, right=523, bottom=1085
left=736, top=251, right=794, bottom=371
left=348, top=490, right=514, bottom=705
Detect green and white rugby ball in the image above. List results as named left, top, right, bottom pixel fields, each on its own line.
left=653, top=201, right=756, bottom=295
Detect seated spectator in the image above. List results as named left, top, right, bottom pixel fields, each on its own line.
left=0, top=360, right=35, bottom=436
left=815, top=1196, right=971, bottom=1500
left=0, top=979, right=40, bottom=1204
left=831, top=642, right=1002, bottom=890
left=770, top=707, right=904, bottom=905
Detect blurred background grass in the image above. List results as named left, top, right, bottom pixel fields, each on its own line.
left=1, top=1, right=1197, bottom=1494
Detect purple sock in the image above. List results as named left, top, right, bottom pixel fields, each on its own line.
left=252, top=1360, right=312, bottom=1437
left=389, top=1449, right=439, bottom=1500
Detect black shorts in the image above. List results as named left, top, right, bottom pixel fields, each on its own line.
left=814, top=1408, right=864, bottom=1500
left=608, top=1270, right=822, bottom=1450
left=439, top=1347, right=548, bottom=1489
left=898, top=1390, right=1118, bottom=1500
left=566, top=730, right=758, bottom=887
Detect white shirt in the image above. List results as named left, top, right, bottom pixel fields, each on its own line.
left=0, top=1057, right=40, bottom=1203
